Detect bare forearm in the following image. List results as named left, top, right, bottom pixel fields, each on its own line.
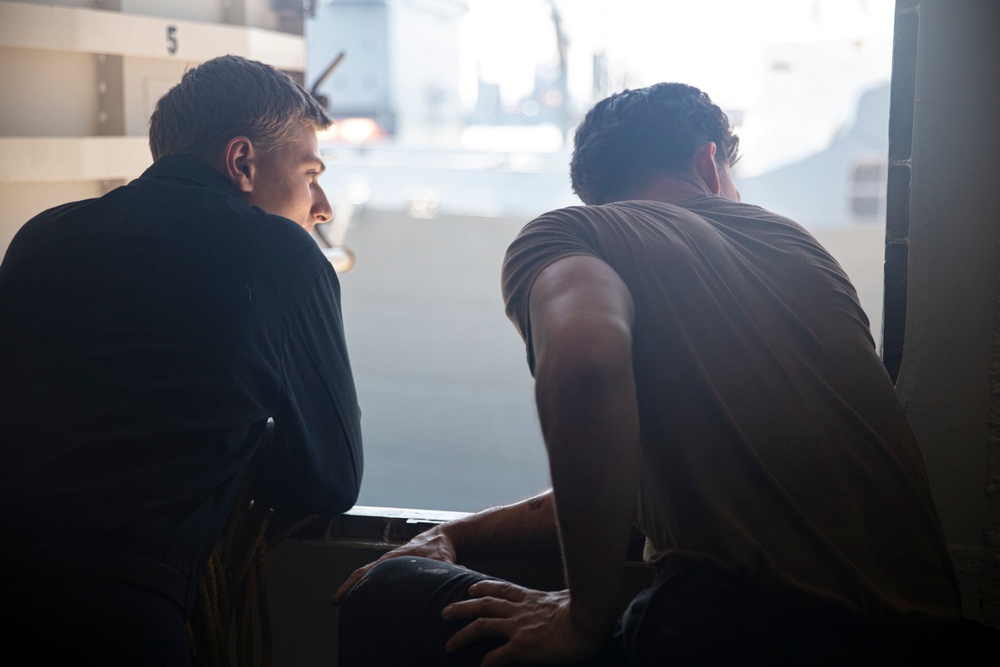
left=536, top=347, right=640, bottom=634
left=437, top=490, right=561, bottom=562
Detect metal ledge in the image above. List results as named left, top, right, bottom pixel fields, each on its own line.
left=284, top=504, right=472, bottom=547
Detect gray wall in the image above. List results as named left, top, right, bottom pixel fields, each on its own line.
left=894, top=0, right=1000, bottom=626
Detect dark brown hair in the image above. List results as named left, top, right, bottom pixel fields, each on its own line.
left=570, top=83, right=740, bottom=205
left=149, top=55, right=331, bottom=162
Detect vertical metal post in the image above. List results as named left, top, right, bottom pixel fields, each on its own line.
left=882, top=0, right=920, bottom=381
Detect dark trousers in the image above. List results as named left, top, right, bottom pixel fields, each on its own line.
left=0, top=577, right=192, bottom=666
left=338, top=557, right=624, bottom=666
left=338, top=557, right=956, bottom=666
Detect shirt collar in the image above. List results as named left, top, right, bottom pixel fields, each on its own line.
left=137, top=155, right=242, bottom=200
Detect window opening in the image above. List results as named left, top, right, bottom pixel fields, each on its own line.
left=306, top=0, right=898, bottom=511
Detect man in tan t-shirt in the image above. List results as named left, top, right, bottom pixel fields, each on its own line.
left=333, top=83, right=961, bottom=666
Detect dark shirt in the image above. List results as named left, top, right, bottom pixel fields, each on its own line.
left=0, top=156, right=362, bottom=612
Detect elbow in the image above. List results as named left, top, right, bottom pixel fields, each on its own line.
left=331, top=446, right=363, bottom=513
left=303, top=445, right=364, bottom=515
left=314, top=473, right=361, bottom=514
left=345, top=457, right=363, bottom=509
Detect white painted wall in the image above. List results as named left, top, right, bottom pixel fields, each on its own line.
left=0, top=0, right=308, bottom=259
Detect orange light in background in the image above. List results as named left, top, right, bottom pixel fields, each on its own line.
left=316, top=126, right=339, bottom=143
left=339, top=118, right=380, bottom=144
left=320, top=118, right=382, bottom=145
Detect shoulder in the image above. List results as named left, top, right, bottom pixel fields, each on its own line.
left=137, top=163, right=329, bottom=280
left=508, top=203, right=633, bottom=255
left=520, top=200, right=683, bottom=228
left=265, top=218, right=329, bottom=273
left=3, top=195, right=113, bottom=269
left=676, top=194, right=809, bottom=232
left=502, top=204, right=625, bottom=343
left=503, top=198, right=707, bottom=279
left=240, top=207, right=332, bottom=289
left=503, top=205, right=603, bottom=278
left=135, top=168, right=332, bottom=302
left=503, top=200, right=675, bottom=277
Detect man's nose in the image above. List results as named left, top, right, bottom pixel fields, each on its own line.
left=313, top=185, right=333, bottom=223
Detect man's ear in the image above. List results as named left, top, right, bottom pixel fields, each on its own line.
left=220, top=136, right=256, bottom=194
left=693, top=141, right=722, bottom=196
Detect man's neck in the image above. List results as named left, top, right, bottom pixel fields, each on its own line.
left=623, top=172, right=715, bottom=205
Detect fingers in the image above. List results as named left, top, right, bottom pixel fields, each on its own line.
left=466, top=579, right=527, bottom=602
left=480, top=645, right=516, bottom=667
left=442, top=594, right=517, bottom=622
left=331, top=562, right=375, bottom=605
left=331, top=537, right=461, bottom=606
left=443, top=616, right=524, bottom=667
left=440, top=582, right=530, bottom=659
left=439, top=580, right=526, bottom=622
left=444, top=616, right=508, bottom=654
left=441, top=588, right=583, bottom=667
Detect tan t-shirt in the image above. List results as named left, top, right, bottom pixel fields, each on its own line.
left=502, top=196, right=960, bottom=623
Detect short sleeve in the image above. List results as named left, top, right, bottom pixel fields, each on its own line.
left=501, top=206, right=605, bottom=374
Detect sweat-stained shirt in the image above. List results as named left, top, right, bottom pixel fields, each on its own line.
left=501, top=195, right=959, bottom=624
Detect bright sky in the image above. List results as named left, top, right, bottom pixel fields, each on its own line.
left=458, top=0, right=896, bottom=174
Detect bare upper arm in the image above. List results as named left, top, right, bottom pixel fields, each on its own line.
left=527, top=255, right=635, bottom=373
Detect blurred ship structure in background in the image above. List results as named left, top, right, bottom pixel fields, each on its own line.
left=303, top=1, right=894, bottom=512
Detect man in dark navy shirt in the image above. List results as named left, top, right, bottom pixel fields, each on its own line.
left=0, top=56, right=362, bottom=664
